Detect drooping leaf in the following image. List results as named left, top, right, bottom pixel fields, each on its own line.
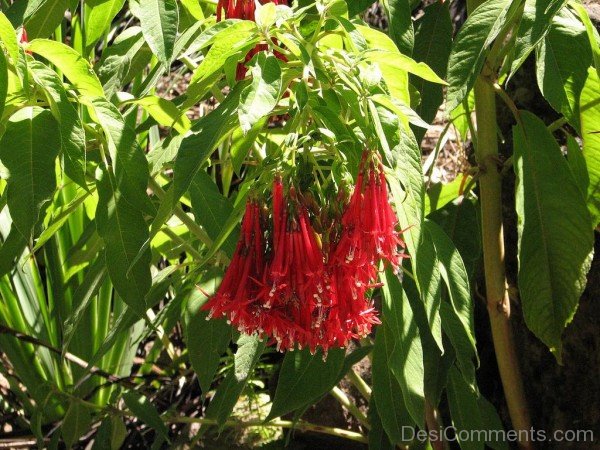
left=189, top=170, right=236, bottom=257
left=381, top=270, right=425, bottom=429
left=204, top=334, right=265, bottom=427
left=381, top=0, right=414, bottom=56
left=513, top=111, right=594, bottom=358
left=447, top=367, right=485, bottom=450
left=84, top=0, right=127, bottom=52
left=122, top=391, right=169, bottom=441
left=0, top=107, right=61, bottom=241
left=508, top=0, right=568, bottom=78
left=27, top=39, right=105, bottom=98
left=571, top=2, right=600, bottom=79
left=426, top=220, right=477, bottom=377
left=411, top=1, right=453, bottom=142
left=173, top=82, right=245, bottom=204
left=0, top=12, right=19, bottom=65
left=0, top=42, right=7, bottom=120
left=446, top=0, right=514, bottom=111
left=371, top=324, right=414, bottom=444
left=6, top=0, right=68, bottom=40
left=368, top=400, right=396, bottom=450
left=138, top=0, right=179, bottom=67
left=535, top=8, right=591, bottom=132
left=29, top=60, right=87, bottom=189
left=61, top=401, right=92, bottom=448
left=580, top=68, right=600, bottom=226
left=92, top=99, right=152, bottom=316
left=128, top=95, right=190, bottom=134
left=268, top=348, right=345, bottom=420
left=184, top=274, right=231, bottom=395
left=414, top=226, right=443, bottom=351
left=238, top=53, right=282, bottom=133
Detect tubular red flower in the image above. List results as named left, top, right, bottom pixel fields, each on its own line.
left=202, top=200, right=267, bottom=335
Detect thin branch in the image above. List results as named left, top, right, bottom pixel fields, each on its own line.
left=0, top=324, right=136, bottom=389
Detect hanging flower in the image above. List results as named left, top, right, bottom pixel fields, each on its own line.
left=260, top=178, right=334, bottom=352
left=331, top=150, right=405, bottom=273
left=202, top=200, right=267, bottom=335
left=202, top=154, right=405, bottom=355
left=215, top=0, right=289, bottom=80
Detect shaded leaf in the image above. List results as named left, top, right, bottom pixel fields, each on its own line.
left=268, top=348, right=345, bottom=420
left=514, top=111, right=594, bottom=357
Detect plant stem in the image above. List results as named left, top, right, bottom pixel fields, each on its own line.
left=346, top=369, right=372, bottom=401
left=330, top=386, right=370, bottom=429
left=466, top=1, right=533, bottom=448
left=170, top=416, right=368, bottom=444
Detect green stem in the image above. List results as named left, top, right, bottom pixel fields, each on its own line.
left=170, top=416, right=368, bottom=443
left=330, top=386, right=370, bottom=430
left=467, top=0, right=534, bottom=445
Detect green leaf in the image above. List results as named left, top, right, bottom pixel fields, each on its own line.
left=27, top=39, right=105, bottom=98
left=0, top=43, right=7, bottom=120
left=85, top=0, right=127, bottom=52
left=190, top=20, right=259, bottom=84
left=238, top=53, right=282, bottom=133
left=371, top=324, right=414, bottom=444
left=0, top=12, right=19, bottom=65
left=365, top=49, right=447, bottom=85
left=414, top=226, right=443, bottom=351
left=477, top=395, right=509, bottom=450
left=29, top=60, right=87, bottom=189
left=411, top=1, right=452, bottom=142
left=381, top=270, right=425, bottom=429
left=514, top=111, right=594, bottom=357
left=566, top=134, right=589, bottom=198
left=508, top=0, right=568, bottom=78
left=96, top=27, right=151, bottom=99
left=536, top=9, right=591, bottom=132
left=122, top=391, right=170, bottom=441
left=205, top=334, right=265, bottom=427
left=184, top=275, right=231, bottom=395
left=446, top=0, right=513, bottom=111
left=571, top=2, right=600, bottom=80
left=128, top=95, right=190, bottom=134
left=428, top=197, right=481, bottom=278
left=138, top=0, right=179, bottom=67
left=580, top=68, right=600, bottom=226
left=173, top=82, right=245, bottom=204
left=425, top=221, right=477, bottom=369
left=61, top=401, right=92, bottom=448
left=7, top=0, right=68, bottom=40
left=92, top=99, right=152, bottom=316
left=388, top=127, right=424, bottom=261
left=447, top=367, right=485, bottom=450
left=189, top=170, right=237, bottom=257
left=368, top=400, right=396, bottom=450
left=0, top=107, right=60, bottom=241
left=381, top=0, right=414, bottom=56
left=268, top=348, right=345, bottom=420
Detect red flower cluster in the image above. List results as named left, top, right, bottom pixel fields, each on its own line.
left=203, top=151, right=405, bottom=353
left=215, top=0, right=288, bottom=80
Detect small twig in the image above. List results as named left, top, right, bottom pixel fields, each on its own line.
left=0, top=324, right=136, bottom=389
